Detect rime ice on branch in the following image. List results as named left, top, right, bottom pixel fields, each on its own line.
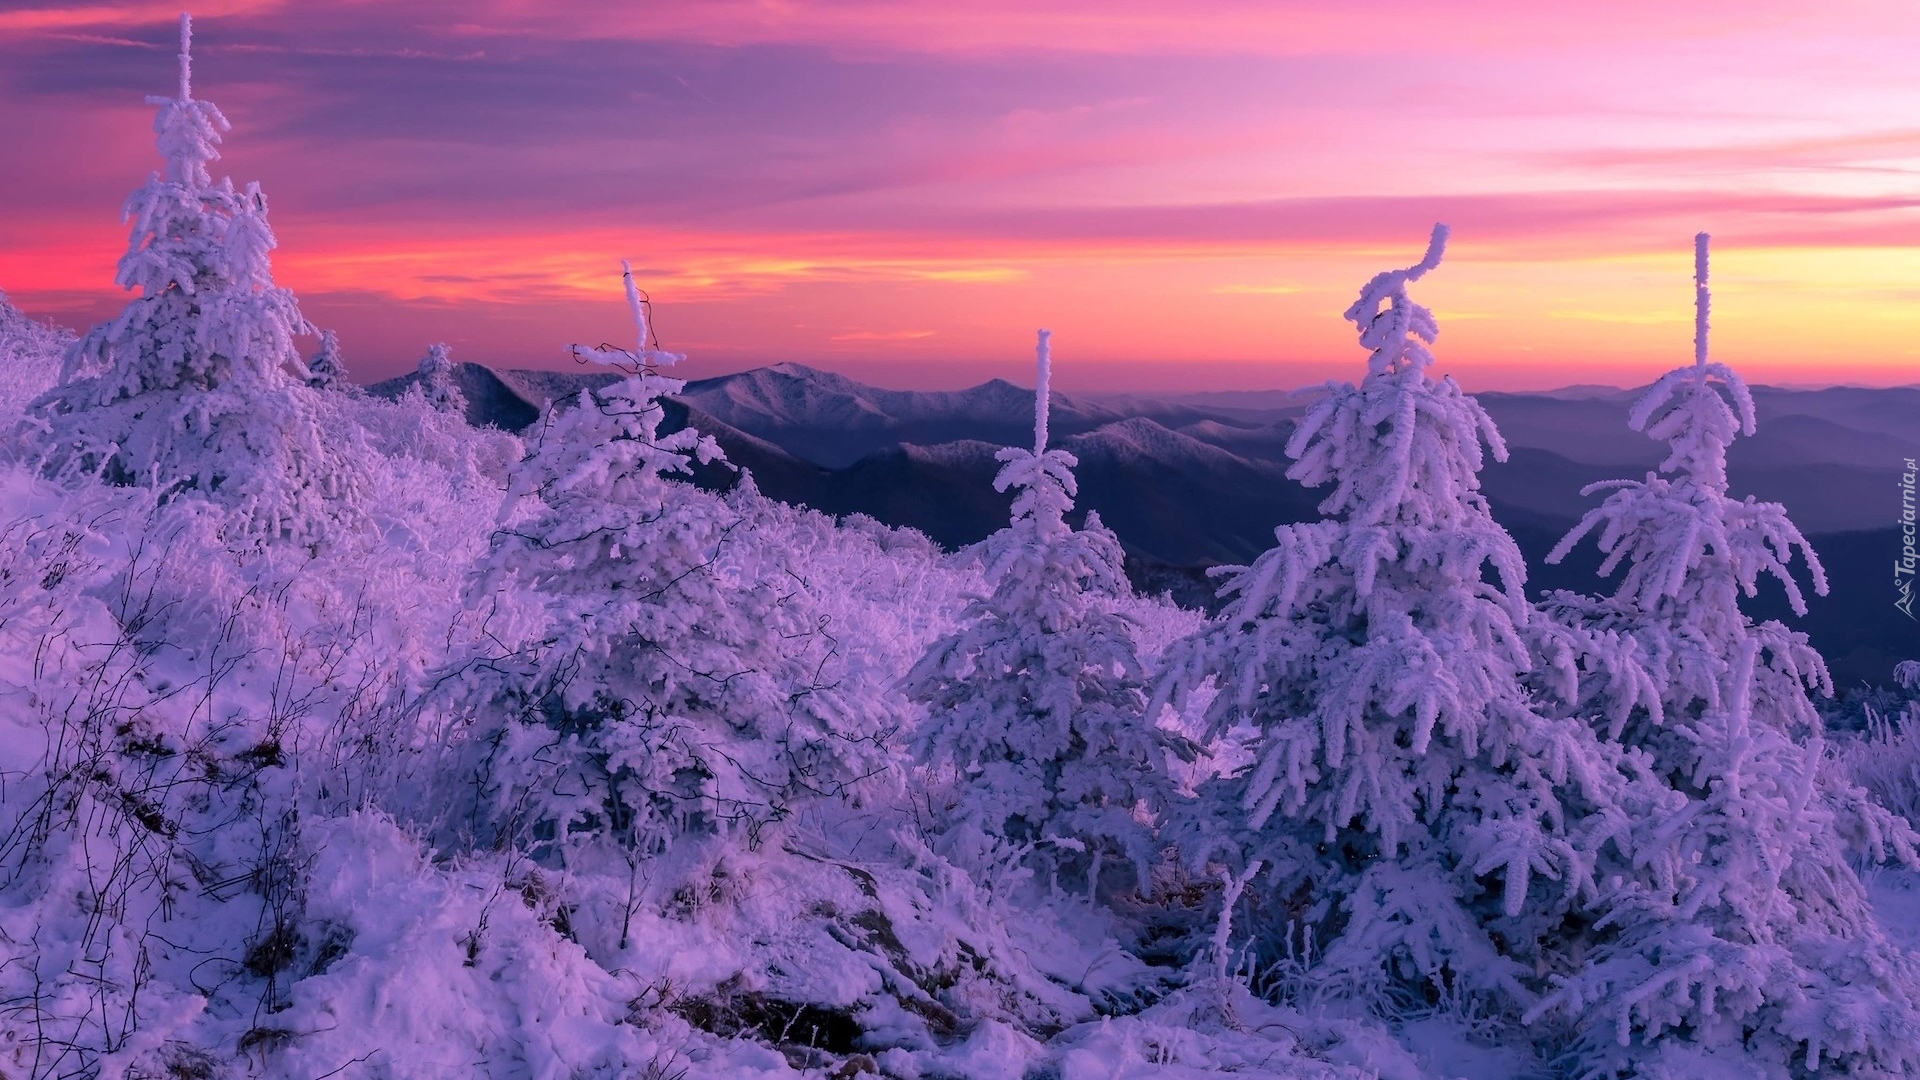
left=907, top=330, right=1166, bottom=891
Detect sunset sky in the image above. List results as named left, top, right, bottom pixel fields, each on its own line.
left=5, top=1, right=1920, bottom=390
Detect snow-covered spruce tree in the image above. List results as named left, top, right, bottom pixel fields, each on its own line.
left=1153, top=226, right=1646, bottom=1008
left=307, top=328, right=346, bottom=389
left=443, top=263, right=895, bottom=870
left=412, top=341, right=466, bottom=415
left=1529, top=235, right=1920, bottom=1077
left=24, top=15, right=352, bottom=544
left=906, top=330, right=1167, bottom=893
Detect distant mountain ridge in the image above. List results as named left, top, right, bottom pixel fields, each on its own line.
left=369, top=360, right=1915, bottom=532
left=368, top=361, right=1920, bottom=686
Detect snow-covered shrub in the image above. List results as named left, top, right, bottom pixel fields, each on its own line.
left=306, top=328, right=346, bottom=390
left=1820, top=661, right=1920, bottom=837
left=22, top=17, right=358, bottom=547
left=0, top=291, right=69, bottom=422
left=327, top=376, right=520, bottom=503
left=1829, top=664, right=1920, bottom=834
left=721, top=482, right=974, bottom=726
left=1153, top=226, right=1646, bottom=1014
left=907, top=331, right=1168, bottom=893
left=0, top=476, right=354, bottom=1076
left=1531, top=235, right=1920, bottom=1077
left=413, top=341, right=466, bottom=415
left=0, top=341, right=607, bottom=1079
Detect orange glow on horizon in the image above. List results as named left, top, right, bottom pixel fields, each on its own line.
left=9, top=223, right=1920, bottom=392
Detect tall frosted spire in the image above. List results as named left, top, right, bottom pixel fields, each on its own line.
left=623, top=260, right=651, bottom=358
left=1694, top=231, right=1710, bottom=370
left=1033, top=329, right=1051, bottom=454
left=177, top=12, right=193, bottom=102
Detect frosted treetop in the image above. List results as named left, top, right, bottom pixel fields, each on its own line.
left=1627, top=231, right=1756, bottom=493
left=991, top=330, right=1077, bottom=542
left=1032, top=328, right=1052, bottom=454
left=417, top=342, right=452, bottom=377
left=1279, top=223, right=1511, bottom=532
left=149, top=13, right=227, bottom=193
left=1343, top=223, right=1448, bottom=378
left=568, top=260, right=686, bottom=374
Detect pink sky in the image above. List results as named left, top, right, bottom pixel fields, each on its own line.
left=4, top=0, right=1920, bottom=390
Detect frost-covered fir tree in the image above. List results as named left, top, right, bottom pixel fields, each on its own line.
left=1155, top=226, right=1645, bottom=1006
left=307, top=328, right=346, bottom=389
left=413, top=341, right=465, bottom=415
left=1530, top=235, right=1920, bottom=1077
left=906, top=331, right=1166, bottom=892
left=25, top=15, right=351, bottom=543
left=444, top=264, right=896, bottom=865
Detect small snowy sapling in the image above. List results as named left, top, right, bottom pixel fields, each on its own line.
left=907, top=330, right=1168, bottom=893
left=413, top=341, right=466, bottom=416
left=443, top=264, right=895, bottom=869
left=307, top=329, right=346, bottom=389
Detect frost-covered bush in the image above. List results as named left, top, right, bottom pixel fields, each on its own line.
left=0, top=292, right=69, bottom=422
left=1532, top=235, right=1920, bottom=1077
left=1154, top=227, right=1647, bottom=1013
left=329, top=375, right=519, bottom=499
left=306, top=328, right=346, bottom=390
left=22, top=17, right=357, bottom=546
left=907, top=332, right=1169, bottom=892
left=0, top=479, right=372, bottom=1077
left=723, top=487, right=974, bottom=723
left=1834, top=667, right=1920, bottom=829
left=413, top=340, right=466, bottom=415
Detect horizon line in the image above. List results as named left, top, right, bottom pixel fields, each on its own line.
left=374, top=356, right=1920, bottom=398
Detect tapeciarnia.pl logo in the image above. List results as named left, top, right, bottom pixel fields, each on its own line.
left=1900, top=457, right=1917, bottom=620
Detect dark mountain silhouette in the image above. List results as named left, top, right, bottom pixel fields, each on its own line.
left=376, top=361, right=1920, bottom=686
left=366, top=361, right=547, bottom=432
left=675, top=362, right=1131, bottom=467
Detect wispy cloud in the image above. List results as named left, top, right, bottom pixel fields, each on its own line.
left=829, top=329, right=938, bottom=341
left=0, top=2, right=280, bottom=34
left=1214, top=283, right=1303, bottom=295
left=1550, top=309, right=1690, bottom=324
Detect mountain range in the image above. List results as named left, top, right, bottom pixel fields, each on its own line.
left=371, top=362, right=1920, bottom=689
